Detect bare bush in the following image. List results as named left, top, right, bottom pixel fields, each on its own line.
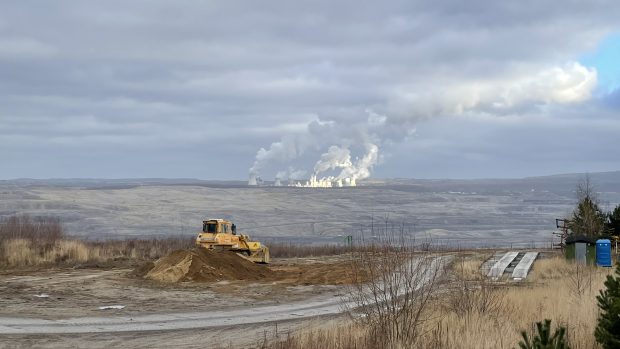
left=0, top=215, right=64, bottom=242
left=256, top=241, right=446, bottom=349
left=567, top=261, right=595, bottom=298
left=447, top=279, right=509, bottom=317
left=0, top=215, right=194, bottom=268
left=87, top=237, right=195, bottom=260
left=261, top=254, right=606, bottom=349
left=0, top=215, right=65, bottom=264
left=345, top=245, right=445, bottom=348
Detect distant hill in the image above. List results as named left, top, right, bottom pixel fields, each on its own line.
left=1, top=170, right=619, bottom=195
left=1, top=170, right=618, bottom=244
left=0, top=178, right=248, bottom=189
left=368, top=171, right=620, bottom=196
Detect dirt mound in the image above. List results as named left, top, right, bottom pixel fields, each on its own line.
left=131, top=261, right=155, bottom=278
left=144, top=248, right=273, bottom=283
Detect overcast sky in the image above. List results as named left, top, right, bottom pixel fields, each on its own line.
left=1, top=1, right=619, bottom=180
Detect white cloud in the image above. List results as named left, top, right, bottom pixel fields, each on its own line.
left=389, top=62, right=597, bottom=120
left=499, top=62, right=597, bottom=106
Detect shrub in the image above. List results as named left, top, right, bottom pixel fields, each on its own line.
left=516, top=319, right=569, bottom=349
left=595, top=262, right=620, bottom=348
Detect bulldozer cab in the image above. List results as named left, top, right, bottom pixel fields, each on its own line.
left=203, top=221, right=217, bottom=233
left=202, top=219, right=235, bottom=235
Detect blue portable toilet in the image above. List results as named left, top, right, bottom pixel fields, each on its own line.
left=596, top=239, right=612, bottom=267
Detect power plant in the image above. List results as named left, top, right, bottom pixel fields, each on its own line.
left=248, top=174, right=357, bottom=188
left=248, top=143, right=377, bottom=188
left=290, top=175, right=357, bottom=188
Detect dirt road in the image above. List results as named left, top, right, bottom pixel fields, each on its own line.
left=0, top=291, right=344, bottom=334
left=0, top=256, right=446, bottom=336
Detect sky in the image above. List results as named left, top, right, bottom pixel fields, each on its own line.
left=1, top=1, right=620, bottom=180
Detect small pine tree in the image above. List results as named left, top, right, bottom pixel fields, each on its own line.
left=595, top=262, right=620, bottom=348
left=568, top=175, right=606, bottom=238
left=606, top=204, right=620, bottom=237
left=516, top=319, right=570, bottom=349
left=568, top=197, right=606, bottom=238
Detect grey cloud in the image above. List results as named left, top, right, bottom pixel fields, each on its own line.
left=0, top=37, right=56, bottom=59
left=602, top=88, right=620, bottom=109
left=384, top=110, right=620, bottom=179
left=1, top=1, right=620, bottom=179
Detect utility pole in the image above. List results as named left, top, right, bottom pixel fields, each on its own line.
left=553, top=218, right=569, bottom=250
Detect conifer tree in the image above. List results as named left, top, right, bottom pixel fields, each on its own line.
left=606, top=204, right=620, bottom=237
left=595, top=262, right=620, bottom=348
left=568, top=175, right=606, bottom=237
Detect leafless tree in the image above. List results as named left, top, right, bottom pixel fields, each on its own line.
left=345, top=242, right=445, bottom=348
left=576, top=173, right=598, bottom=203
left=446, top=279, right=509, bottom=317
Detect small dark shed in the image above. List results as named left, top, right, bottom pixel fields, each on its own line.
left=565, top=235, right=596, bottom=265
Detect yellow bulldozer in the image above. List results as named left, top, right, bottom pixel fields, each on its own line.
left=195, top=219, right=270, bottom=263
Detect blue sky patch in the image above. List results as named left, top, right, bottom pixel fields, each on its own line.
left=581, top=32, right=620, bottom=94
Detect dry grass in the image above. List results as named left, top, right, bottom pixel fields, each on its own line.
left=263, top=323, right=371, bottom=349
left=261, top=254, right=613, bottom=349
left=268, top=243, right=355, bottom=258
left=429, top=269, right=606, bottom=348
left=0, top=215, right=194, bottom=268
left=528, top=255, right=574, bottom=281
left=0, top=237, right=195, bottom=268
left=451, top=252, right=491, bottom=281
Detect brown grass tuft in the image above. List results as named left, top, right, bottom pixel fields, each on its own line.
left=261, top=255, right=612, bottom=349
left=0, top=215, right=194, bottom=268
left=528, top=256, right=574, bottom=281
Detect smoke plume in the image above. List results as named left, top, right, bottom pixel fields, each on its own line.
left=248, top=62, right=596, bottom=186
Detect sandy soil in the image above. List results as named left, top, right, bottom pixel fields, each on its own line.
left=0, top=255, right=353, bottom=319
left=0, top=255, right=359, bottom=348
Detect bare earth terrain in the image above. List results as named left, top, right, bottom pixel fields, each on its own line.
left=0, top=255, right=352, bottom=319
left=0, top=174, right=618, bottom=348
left=3, top=173, right=620, bottom=247
left=0, top=254, right=364, bottom=348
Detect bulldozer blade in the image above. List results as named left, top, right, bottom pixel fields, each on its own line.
left=236, top=247, right=270, bottom=264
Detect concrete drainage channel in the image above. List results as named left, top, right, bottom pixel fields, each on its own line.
left=483, top=251, right=539, bottom=281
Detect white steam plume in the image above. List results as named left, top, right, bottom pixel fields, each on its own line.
left=313, top=146, right=352, bottom=175
left=248, top=62, right=596, bottom=186
left=336, top=143, right=379, bottom=181
left=312, top=143, right=379, bottom=182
